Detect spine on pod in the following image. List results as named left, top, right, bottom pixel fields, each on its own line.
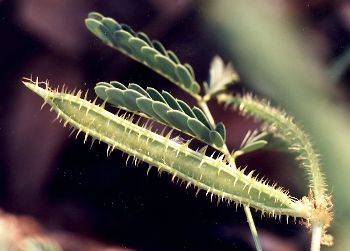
left=22, top=78, right=310, bottom=219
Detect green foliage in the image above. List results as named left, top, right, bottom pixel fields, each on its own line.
left=23, top=79, right=309, bottom=218
left=85, top=12, right=200, bottom=97
left=218, top=93, right=327, bottom=206
left=236, top=130, right=269, bottom=156
left=95, top=81, right=226, bottom=148
left=204, top=56, right=239, bottom=97
left=22, top=11, right=333, bottom=251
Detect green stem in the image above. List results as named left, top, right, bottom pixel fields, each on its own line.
left=244, top=205, right=263, bottom=251
left=310, top=222, right=322, bottom=251
left=198, top=96, right=263, bottom=251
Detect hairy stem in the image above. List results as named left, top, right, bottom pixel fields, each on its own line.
left=217, top=93, right=334, bottom=250
left=217, top=94, right=327, bottom=206
left=198, top=97, right=263, bottom=251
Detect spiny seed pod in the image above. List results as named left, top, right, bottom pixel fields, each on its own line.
left=22, top=78, right=311, bottom=220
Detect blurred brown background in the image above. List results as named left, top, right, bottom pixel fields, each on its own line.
left=0, top=0, right=350, bottom=250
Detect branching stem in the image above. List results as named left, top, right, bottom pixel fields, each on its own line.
left=198, top=96, right=263, bottom=251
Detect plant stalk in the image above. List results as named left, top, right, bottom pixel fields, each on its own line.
left=198, top=97, right=263, bottom=251
left=310, top=222, right=322, bottom=251
left=244, top=205, right=263, bottom=251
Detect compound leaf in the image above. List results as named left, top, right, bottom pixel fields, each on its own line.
left=85, top=12, right=201, bottom=96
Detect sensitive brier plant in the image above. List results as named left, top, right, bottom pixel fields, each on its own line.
left=22, top=12, right=333, bottom=251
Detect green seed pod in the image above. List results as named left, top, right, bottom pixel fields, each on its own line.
left=23, top=78, right=311, bottom=220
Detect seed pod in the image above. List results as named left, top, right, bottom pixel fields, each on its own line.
left=23, top=78, right=309, bottom=220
